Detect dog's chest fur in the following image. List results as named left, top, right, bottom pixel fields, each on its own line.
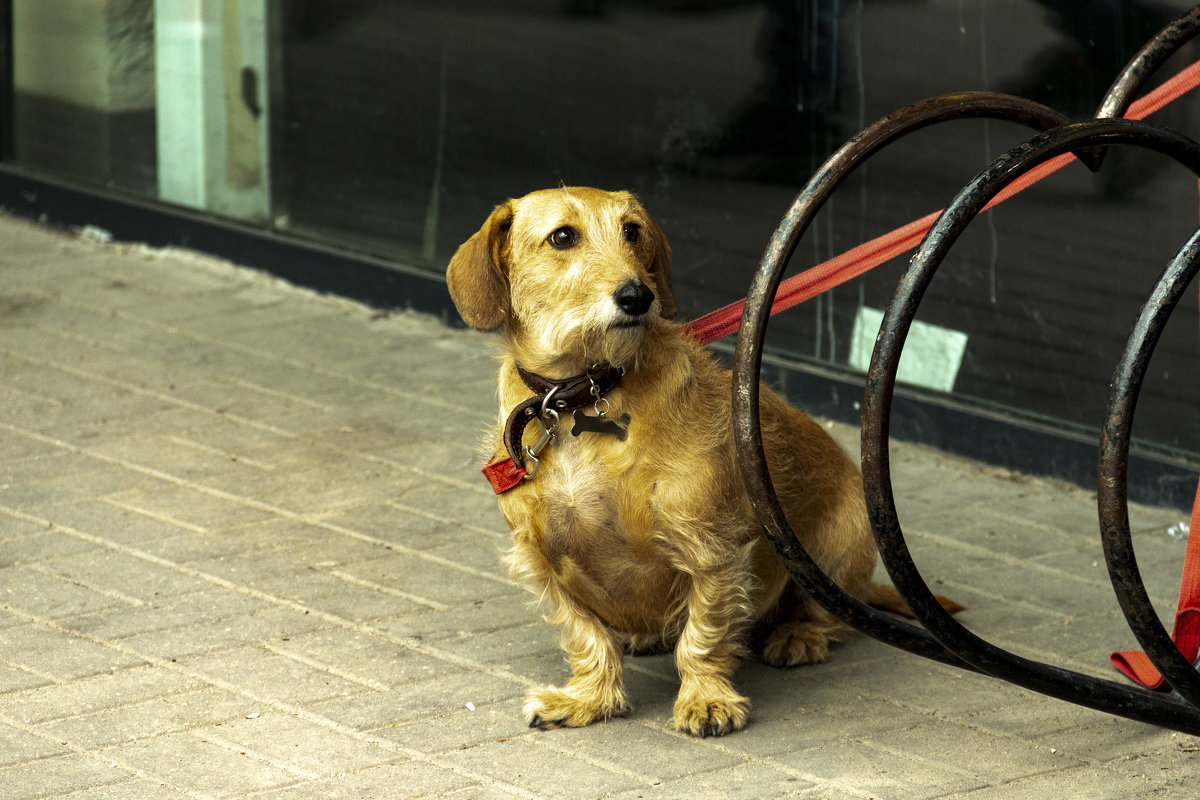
left=500, top=421, right=681, bottom=633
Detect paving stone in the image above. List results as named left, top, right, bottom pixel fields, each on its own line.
left=0, top=720, right=69, bottom=766
left=949, top=694, right=1117, bottom=740
left=199, top=462, right=411, bottom=517
left=0, top=662, right=51, bottom=695
left=263, top=627, right=457, bottom=691
left=56, top=589, right=271, bottom=644
left=175, top=643, right=444, bottom=707
left=329, top=551, right=514, bottom=608
left=23, top=776, right=193, bottom=800
left=0, top=528, right=104, bottom=567
left=0, top=664, right=199, bottom=725
left=107, top=731, right=304, bottom=796
left=1031, top=716, right=1188, bottom=767
left=0, top=455, right=141, bottom=512
left=772, top=736, right=985, bottom=799
left=0, top=565, right=136, bottom=620
left=375, top=697, right=541, bottom=754
left=195, top=711, right=396, bottom=777
left=867, top=720, right=1084, bottom=782
left=547, top=717, right=746, bottom=784
left=432, top=736, right=647, bottom=799
left=0, top=624, right=146, bottom=681
left=937, top=764, right=1186, bottom=800
left=603, top=762, right=817, bottom=800
left=95, top=485, right=280, bottom=533
left=310, top=668, right=524, bottom=731
left=1098, top=737, right=1200, bottom=795
left=136, top=518, right=336, bottom=566
left=14, top=498, right=212, bottom=552
left=319, top=501, right=480, bottom=552
left=428, top=618, right=563, bottom=669
left=1, top=754, right=131, bottom=799
left=110, top=606, right=332, bottom=662
left=389, top=483, right=507, bottom=533
left=379, top=592, right=540, bottom=641
left=35, top=548, right=213, bottom=604
left=244, top=758, right=474, bottom=799
left=36, top=686, right=250, bottom=750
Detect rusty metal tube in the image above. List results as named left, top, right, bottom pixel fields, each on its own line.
left=1098, top=227, right=1200, bottom=704
left=732, top=93, right=1073, bottom=669
left=860, top=118, right=1200, bottom=733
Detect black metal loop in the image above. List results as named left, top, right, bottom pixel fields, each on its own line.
left=860, top=119, right=1200, bottom=732
left=1098, top=227, right=1200, bottom=701
left=731, top=4, right=1200, bottom=736
left=732, top=92, right=1074, bottom=671
left=1097, top=4, right=1200, bottom=121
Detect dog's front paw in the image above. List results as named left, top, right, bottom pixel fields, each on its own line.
left=760, top=620, right=840, bottom=667
left=524, top=685, right=630, bottom=730
left=672, top=691, right=749, bottom=738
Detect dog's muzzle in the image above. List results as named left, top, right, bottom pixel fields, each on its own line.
left=613, top=280, right=655, bottom=321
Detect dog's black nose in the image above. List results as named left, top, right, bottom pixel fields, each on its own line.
left=613, top=280, right=654, bottom=316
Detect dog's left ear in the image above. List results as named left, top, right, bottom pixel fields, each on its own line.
left=446, top=202, right=513, bottom=331
left=643, top=214, right=677, bottom=319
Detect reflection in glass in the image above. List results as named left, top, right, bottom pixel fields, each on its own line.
left=6, top=0, right=1199, bottom=464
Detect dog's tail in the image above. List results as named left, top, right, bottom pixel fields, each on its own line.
left=862, top=582, right=965, bottom=618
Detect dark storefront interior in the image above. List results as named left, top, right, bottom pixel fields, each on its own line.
left=2, top=0, right=1199, bottom=506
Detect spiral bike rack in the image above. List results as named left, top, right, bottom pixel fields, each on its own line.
left=732, top=6, right=1200, bottom=734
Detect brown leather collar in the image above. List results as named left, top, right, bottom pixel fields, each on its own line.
left=503, top=364, right=625, bottom=469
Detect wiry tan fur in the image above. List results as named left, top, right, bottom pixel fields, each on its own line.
left=447, top=187, right=961, bottom=737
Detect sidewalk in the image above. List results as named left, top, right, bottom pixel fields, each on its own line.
left=1, top=212, right=1197, bottom=799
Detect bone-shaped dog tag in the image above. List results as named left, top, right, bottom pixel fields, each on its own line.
left=571, top=409, right=630, bottom=440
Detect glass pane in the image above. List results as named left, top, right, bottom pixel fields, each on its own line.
left=7, top=0, right=1200, bottom=464
left=11, top=0, right=156, bottom=195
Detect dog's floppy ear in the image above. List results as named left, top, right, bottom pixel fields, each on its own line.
left=446, top=202, right=513, bottom=331
left=643, top=214, right=677, bottom=320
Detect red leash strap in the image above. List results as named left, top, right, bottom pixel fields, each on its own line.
left=1111, top=480, right=1200, bottom=689
left=482, top=452, right=526, bottom=494
left=683, top=212, right=939, bottom=346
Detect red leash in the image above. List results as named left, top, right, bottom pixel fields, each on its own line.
left=1111, top=481, right=1200, bottom=689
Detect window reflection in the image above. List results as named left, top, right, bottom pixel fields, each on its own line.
left=6, top=0, right=1199, bottom=464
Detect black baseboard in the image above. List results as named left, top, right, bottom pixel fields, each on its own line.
left=2, top=166, right=1195, bottom=511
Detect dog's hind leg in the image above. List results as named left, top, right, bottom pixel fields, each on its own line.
left=758, top=581, right=847, bottom=667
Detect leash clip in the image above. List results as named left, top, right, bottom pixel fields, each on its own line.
left=522, top=387, right=561, bottom=480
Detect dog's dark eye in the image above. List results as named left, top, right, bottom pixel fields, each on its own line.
left=623, top=222, right=640, bottom=243
left=547, top=226, right=579, bottom=250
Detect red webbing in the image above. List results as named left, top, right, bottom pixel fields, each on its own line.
left=1111, top=479, right=1200, bottom=688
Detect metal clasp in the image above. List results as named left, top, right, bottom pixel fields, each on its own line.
left=522, top=387, right=560, bottom=480
left=586, top=365, right=618, bottom=418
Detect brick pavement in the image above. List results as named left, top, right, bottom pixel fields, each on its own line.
left=1, top=213, right=1198, bottom=799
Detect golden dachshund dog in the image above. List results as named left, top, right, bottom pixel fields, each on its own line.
left=447, top=186, right=960, bottom=737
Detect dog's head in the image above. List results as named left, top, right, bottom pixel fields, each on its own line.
left=447, top=187, right=675, bottom=374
